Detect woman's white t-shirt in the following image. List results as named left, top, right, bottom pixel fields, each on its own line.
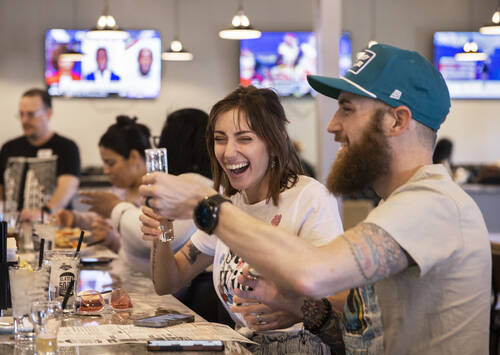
left=191, top=175, right=343, bottom=327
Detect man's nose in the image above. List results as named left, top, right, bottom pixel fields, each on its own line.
left=327, top=113, right=341, bottom=134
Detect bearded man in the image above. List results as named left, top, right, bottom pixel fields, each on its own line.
left=138, top=44, right=491, bottom=354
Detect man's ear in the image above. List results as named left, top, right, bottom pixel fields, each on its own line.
left=388, top=106, right=411, bottom=136
left=46, top=108, right=53, bottom=120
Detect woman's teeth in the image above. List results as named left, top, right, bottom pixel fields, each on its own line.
left=227, top=162, right=249, bottom=174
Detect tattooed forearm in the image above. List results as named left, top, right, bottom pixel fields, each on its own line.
left=181, top=242, right=202, bottom=265
left=342, top=222, right=409, bottom=283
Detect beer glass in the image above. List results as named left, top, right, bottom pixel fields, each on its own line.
left=145, top=148, right=174, bottom=243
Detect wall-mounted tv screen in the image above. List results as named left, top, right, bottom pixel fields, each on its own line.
left=433, top=31, right=500, bottom=99
left=339, top=32, right=352, bottom=77
left=240, top=32, right=318, bottom=97
left=240, top=31, right=352, bottom=97
left=45, top=29, right=162, bottom=98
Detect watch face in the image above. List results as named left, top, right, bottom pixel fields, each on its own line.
left=194, top=201, right=214, bottom=233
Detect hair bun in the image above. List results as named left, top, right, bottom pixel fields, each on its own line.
left=116, top=115, right=137, bottom=127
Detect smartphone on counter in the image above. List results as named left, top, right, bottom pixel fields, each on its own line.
left=134, top=313, right=194, bottom=328
left=147, top=340, right=224, bottom=352
left=80, top=257, right=114, bottom=265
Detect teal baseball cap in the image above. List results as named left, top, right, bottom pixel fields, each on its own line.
left=307, top=44, right=451, bottom=131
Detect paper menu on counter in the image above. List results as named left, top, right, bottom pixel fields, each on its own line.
left=58, top=322, right=256, bottom=346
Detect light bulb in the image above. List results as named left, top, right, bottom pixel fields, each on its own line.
left=106, top=15, right=116, bottom=28
left=170, top=40, right=183, bottom=52
left=232, top=15, right=241, bottom=27
left=232, top=11, right=250, bottom=28
left=463, top=41, right=478, bottom=53
left=493, top=10, right=500, bottom=24
left=97, top=15, right=107, bottom=28
left=240, top=14, right=250, bottom=27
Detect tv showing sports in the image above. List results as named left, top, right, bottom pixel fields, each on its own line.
left=45, top=29, right=161, bottom=98
left=433, top=31, right=500, bottom=99
left=240, top=32, right=352, bottom=97
left=240, top=32, right=318, bottom=97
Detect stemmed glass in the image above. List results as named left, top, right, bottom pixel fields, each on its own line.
left=145, top=148, right=174, bottom=243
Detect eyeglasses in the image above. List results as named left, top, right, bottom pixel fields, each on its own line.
left=77, top=288, right=133, bottom=313
left=15, top=109, right=45, bottom=120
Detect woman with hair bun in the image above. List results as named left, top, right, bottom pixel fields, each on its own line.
left=56, top=115, right=200, bottom=274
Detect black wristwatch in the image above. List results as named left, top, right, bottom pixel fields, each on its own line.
left=194, top=194, right=231, bottom=234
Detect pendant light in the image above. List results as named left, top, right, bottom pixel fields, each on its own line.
left=219, top=0, right=261, bottom=40
left=162, top=0, right=193, bottom=61
left=480, top=0, right=500, bottom=34
left=87, top=0, right=128, bottom=40
left=454, top=40, right=487, bottom=61
left=455, top=1, right=487, bottom=61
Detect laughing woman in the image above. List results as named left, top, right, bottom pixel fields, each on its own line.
left=140, top=86, right=343, bottom=354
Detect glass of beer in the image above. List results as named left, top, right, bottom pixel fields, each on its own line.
left=144, top=148, right=174, bottom=243
left=31, top=300, right=62, bottom=355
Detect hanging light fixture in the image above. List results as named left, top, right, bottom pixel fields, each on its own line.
left=87, top=0, right=128, bottom=40
left=454, top=40, right=488, bottom=61
left=219, top=0, right=261, bottom=40
left=162, top=0, right=193, bottom=61
left=480, top=0, right=500, bottom=34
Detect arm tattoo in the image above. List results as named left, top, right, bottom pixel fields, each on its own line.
left=342, top=222, right=409, bottom=283
left=181, top=243, right=202, bottom=265
left=151, top=242, right=158, bottom=281
left=316, top=309, right=345, bottom=355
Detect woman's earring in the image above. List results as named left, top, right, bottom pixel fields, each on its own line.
left=270, top=157, right=277, bottom=169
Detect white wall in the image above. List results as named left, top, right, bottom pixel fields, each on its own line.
left=1, top=0, right=499, bottom=173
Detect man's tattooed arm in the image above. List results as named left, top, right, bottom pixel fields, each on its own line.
left=341, top=222, right=412, bottom=283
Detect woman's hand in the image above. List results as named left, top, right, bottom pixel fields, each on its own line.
left=139, top=173, right=216, bottom=220
left=79, top=191, right=122, bottom=218
left=233, top=265, right=305, bottom=316
left=139, top=206, right=163, bottom=241
left=231, top=296, right=300, bottom=331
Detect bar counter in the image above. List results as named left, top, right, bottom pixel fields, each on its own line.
left=0, top=251, right=251, bottom=354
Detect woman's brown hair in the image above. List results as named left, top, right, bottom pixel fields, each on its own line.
left=206, top=86, right=303, bottom=206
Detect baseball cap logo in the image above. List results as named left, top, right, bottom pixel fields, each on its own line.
left=349, top=49, right=376, bottom=75
left=390, top=89, right=402, bottom=100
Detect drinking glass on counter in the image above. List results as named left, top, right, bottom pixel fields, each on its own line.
left=9, top=264, right=51, bottom=341
left=45, top=250, right=80, bottom=313
left=145, top=148, right=174, bottom=243
left=33, top=223, right=57, bottom=251
left=31, top=300, right=62, bottom=355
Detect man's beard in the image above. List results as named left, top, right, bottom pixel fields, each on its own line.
left=326, top=109, right=391, bottom=196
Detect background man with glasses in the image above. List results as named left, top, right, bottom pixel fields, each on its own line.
left=0, top=88, right=80, bottom=221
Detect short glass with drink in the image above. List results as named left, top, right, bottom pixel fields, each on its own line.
left=145, top=148, right=174, bottom=243
left=9, top=264, right=51, bottom=342
left=45, top=250, right=80, bottom=313
left=31, top=300, right=62, bottom=355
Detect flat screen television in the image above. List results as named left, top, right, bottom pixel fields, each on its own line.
left=45, top=29, right=162, bottom=99
left=240, top=32, right=318, bottom=97
left=240, top=31, right=351, bottom=97
left=433, top=31, right=500, bottom=99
